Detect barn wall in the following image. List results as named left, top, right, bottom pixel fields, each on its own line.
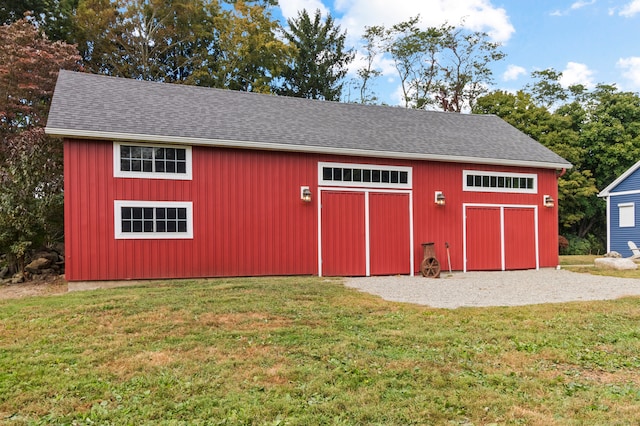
left=64, top=139, right=560, bottom=281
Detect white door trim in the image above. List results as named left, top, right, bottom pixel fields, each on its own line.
left=318, top=186, right=414, bottom=277
left=463, top=203, right=539, bottom=273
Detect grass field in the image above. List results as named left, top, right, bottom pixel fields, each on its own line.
left=2, top=275, right=640, bottom=424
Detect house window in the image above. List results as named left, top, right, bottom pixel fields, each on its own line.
left=319, top=162, right=412, bottom=189
left=114, top=201, right=193, bottom=239
left=463, top=170, right=537, bottom=193
left=114, top=142, right=192, bottom=180
left=619, top=203, right=635, bottom=228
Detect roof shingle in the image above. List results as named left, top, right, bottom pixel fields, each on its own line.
left=46, top=70, right=571, bottom=169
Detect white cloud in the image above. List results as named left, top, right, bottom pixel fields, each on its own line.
left=559, top=62, right=595, bottom=88
left=571, top=0, right=596, bottom=10
left=551, top=0, right=595, bottom=16
left=503, top=65, right=526, bottom=81
left=279, top=0, right=515, bottom=44
left=620, top=0, right=640, bottom=16
left=617, top=57, right=640, bottom=89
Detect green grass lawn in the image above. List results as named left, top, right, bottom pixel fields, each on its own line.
left=2, top=276, right=640, bottom=424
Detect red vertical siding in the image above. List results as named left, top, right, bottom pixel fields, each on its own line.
left=369, top=193, right=411, bottom=275
left=64, top=139, right=561, bottom=280
left=321, top=191, right=366, bottom=276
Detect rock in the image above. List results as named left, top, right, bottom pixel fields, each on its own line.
left=604, top=251, right=622, bottom=258
left=0, top=266, right=8, bottom=279
left=594, top=257, right=638, bottom=270
left=33, top=251, right=59, bottom=264
left=25, top=257, right=52, bottom=273
left=10, top=272, right=25, bottom=284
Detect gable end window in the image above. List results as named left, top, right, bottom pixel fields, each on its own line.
left=619, top=203, right=635, bottom=228
left=463, top=170, right=537, bottom=194
left=114, top=201, right=193, bottom=239
left=114, top=142, right=192, bottom=180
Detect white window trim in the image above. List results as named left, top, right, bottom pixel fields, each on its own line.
left=318, top=161, right=412, bottom=189
left=114, top=200, right=193, bottom=239
left=619, top=202, right=635, bottom=228
left=113, top=142, right=193, bottom=180
left=463, top=170, right=537, bottom=194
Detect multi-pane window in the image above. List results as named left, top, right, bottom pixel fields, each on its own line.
left=463, top=171, right=537, bottom=193
left=114, top=143, right=192, bottom=180
left=319, top=162, right=412, bottom=188
left=120, top=207, right=188, bottom=233
left=115, top=201, right=193, bottom=239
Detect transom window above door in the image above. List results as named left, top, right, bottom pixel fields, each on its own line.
left=113, top=142, right=192, bottom=180
left=319, top=162, right=412, bottom=189
left=463, top=170, right=537, bottom=194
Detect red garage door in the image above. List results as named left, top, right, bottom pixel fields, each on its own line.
left=369, top=193, right=411, bottom=275
left=465, top=205, right=538, bottom=271
left=466, top=207, right=502, bottom=271
left=321, top=190, right=411, bottom=276
left=504, top=208, right=537, bottom=270
left=321, top=191, right=366, bottom=276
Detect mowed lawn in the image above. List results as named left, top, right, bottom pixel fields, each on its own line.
left=2, top=274, right=640, bottom=424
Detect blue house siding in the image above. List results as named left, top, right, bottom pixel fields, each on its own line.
left=608, top=193, right=640, bottom=256
left=609, top=167, right=640, bottom=193
left=599, top=161, right=640, bottom=255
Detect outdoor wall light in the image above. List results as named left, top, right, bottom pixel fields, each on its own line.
left=435, top=191, right=446, bottom=206
left=301, top=186, right=312, bottom=203
left=543, top=195, right=555, bottom=208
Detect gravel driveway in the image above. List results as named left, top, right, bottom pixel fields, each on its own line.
left=344, top=269, right=640, bottom=309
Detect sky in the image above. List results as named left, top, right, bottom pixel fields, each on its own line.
left=274, top=0, right=640, bottom=105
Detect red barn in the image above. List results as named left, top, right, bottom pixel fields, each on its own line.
left=45, top=71, right=571, bottom=281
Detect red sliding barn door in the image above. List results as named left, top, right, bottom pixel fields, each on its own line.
left=369, top=193, right=411, bottom=275
left=321, top=191, right=366, bottom=276
left=504, top=208, right=537, bottom=270
left=466, top=207, right=502, bottom=271
left=465, top=206, right=538, bottom=271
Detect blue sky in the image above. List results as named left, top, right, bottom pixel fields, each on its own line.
left=274, top=0, right=640, bottom=105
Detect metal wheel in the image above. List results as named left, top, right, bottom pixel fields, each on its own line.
left=420, top=257, right=441, bottom=278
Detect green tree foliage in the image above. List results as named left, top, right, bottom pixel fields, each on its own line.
left=1, top=0, right=79, bottom=42
left=277, top=9, right=354, bottom=101
left=0, top=18, right=81, bottom=270
left=359, top=16, right=504, bottom=111
left=189, top=0, right=292, bottom=92
left=73, top=0, right=219, bottom=82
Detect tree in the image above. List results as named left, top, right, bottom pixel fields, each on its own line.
left=277, top=9, right=354, bottom=101
left=435, top=25, right=505, bottom=112
left=73, top=0, right=220, bottom=82
left=354, top=25, right=384, bottom=104
left=1, top=0, right=80, bottom=43
left=188, top=0, right=292, bottom=92
left=0, top=18, right=81, bottom=271
left=358, top=16, right=505, bottom=111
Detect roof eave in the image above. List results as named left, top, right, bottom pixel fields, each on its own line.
left=45, top=127, right=573, bottom=171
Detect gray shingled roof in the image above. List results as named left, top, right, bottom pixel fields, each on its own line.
left=46, top=70, right=571, bottom=169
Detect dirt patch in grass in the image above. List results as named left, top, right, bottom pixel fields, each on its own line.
left=0, top=275, right=67, bottom=299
